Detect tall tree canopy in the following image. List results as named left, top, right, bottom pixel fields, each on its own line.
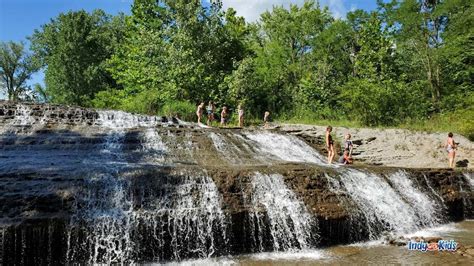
left=19, top=0, right=473, bottom=137
left=30, top=10, right=126, bottom=106
left=0, top=41, right=40, bottom=101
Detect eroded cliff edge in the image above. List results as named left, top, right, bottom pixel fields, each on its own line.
left=1, top=101, right=473, bottom=264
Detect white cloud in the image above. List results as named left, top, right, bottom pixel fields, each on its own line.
left=220, top=0, right=349, bottom=22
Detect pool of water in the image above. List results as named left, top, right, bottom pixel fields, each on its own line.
left=166, top=220, right=474, bottom=265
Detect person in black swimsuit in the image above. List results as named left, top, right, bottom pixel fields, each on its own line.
left=326, top=126, right=335, bottom=164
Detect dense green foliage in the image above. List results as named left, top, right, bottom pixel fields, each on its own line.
left=27, top=0, right=472, bottom=136
left=0, top=41, right=40, bottom=101
left=29, top=10, right=126, bottom=106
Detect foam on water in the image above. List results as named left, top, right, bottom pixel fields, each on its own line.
left=244, top=131, right=326, bottom=165
left=403, top=223, right=462, bottom=238
left=247, top=249, right=329, bottom=261
left=247, top=172, right=317, bottom=251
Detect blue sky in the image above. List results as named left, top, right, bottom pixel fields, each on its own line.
left=0, top=0, right=377, bottom=90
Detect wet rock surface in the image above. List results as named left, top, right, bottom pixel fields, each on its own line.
left=1, top=101, right=473, bottom=263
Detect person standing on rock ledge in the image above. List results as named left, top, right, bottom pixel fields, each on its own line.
left=326, top=126, right=335, bottom=164
left=196, top=102, right=205, bottom=124
left=238, top=104, right=244, bottom=128
left=445, top=132, right=457, bottom=168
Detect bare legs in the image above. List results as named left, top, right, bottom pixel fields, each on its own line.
left=239, top=116, right=244, bottom=127
left=448, top=151, right=455, bottom=168
left=327, top=144, right=335, bottom=164
left=197, top=113, right=202, bottom=124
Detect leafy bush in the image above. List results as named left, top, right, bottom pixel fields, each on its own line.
left=161, top=101, right=196, bottom=121
left=341, top=78, right=430, bottom=126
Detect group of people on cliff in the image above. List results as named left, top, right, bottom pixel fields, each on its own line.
left=196, top=101, right=271, bottom=128
left=196, top=103, right=458, bottom=168
left=325, top=126, right=353, bottom=165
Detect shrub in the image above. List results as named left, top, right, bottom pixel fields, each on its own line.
left=161, top=101, right=196, bottom=121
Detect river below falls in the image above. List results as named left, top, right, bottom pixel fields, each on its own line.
left=165, top=220, right=474, bottom=265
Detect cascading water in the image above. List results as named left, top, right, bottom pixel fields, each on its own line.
left=66, top=111, right=228, bottom=263
left=387, top=170, right=443, bottom=226
left=243, top=132, right=326, bottom=165
left=208, top=132, right=244, bottom=165
left=133, top=171, right=228, bottom=261
left=331, top=168, right=439, bottom=238
left=140, top=128, right=167, bottom=164
left=67, top=124, right=133, bottom=264
left=246, top=172, right=317, bottom=251
left=0, top=104, right=36, bottom=134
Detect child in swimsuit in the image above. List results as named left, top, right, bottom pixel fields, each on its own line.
left=445, top=132, right=456, bottom=168
left=220, top=106, right=228, bottom=126
left=196, top=102, right=205, bottom=124
left=238, top=104, right=244, bottom=128
left=264, top=111, right=270, bottom=128
left=344, top=133, right=353, bottom=157
left=206, top=101, right=215, bottom=126
left=326, top=126, right=335, bottom=164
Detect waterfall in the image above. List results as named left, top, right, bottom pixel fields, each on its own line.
left=388, top=171, right=443, bottom=226
left=243, top=132, right=326, bottom=165
left=66, top=118, right=228, bottom=263
left=208, top=132, right=244, bottom=164
left=133, top=172, right=228, bottom=261
left=246, top=172, right=317, bottom=251
left=140, top=128, right=167, bottom=164
left=334, top=169, right=434, bottom=237
left=0, top=104, right=35, bottom=134
left=67, top=125, right=133, bottom=264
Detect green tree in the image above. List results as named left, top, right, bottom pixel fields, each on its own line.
left=30, top=10, right=126, bottom=106
left=379, top=0, right=447, bottom=111
left=0, top=41, right=40, bottom=101
left=103, top=0, right=246, bottom=114
left=437, top=0, right=474, bottom=110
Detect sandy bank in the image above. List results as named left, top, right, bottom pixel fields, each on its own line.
left=278, top=124, right=474, bottom=169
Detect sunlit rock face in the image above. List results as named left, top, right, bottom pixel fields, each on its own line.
left=0, top=101, right=473, bottom=264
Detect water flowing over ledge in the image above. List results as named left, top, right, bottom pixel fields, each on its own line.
left=0, top=102, right=473, bottom=264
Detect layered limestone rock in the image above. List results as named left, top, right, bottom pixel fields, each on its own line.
left=1, top=101, right=473, bottom=263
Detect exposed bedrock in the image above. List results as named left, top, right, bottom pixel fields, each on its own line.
left=1, top=101, right=473, bottom=263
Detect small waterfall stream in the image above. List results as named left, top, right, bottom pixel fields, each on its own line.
left=246, top=173, right=317, bottom=251
left=327, top=168, right=445, bottom=239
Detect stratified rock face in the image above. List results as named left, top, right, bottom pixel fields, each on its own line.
left=0, top=101, right=473, bottom=264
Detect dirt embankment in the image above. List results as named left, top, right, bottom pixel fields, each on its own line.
left=278, top=124, right=474, bottom=169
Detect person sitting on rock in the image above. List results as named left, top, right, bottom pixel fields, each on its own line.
left=344, top=133, right=353, bottom=157
left=339, top=148, right=353, bottom=165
